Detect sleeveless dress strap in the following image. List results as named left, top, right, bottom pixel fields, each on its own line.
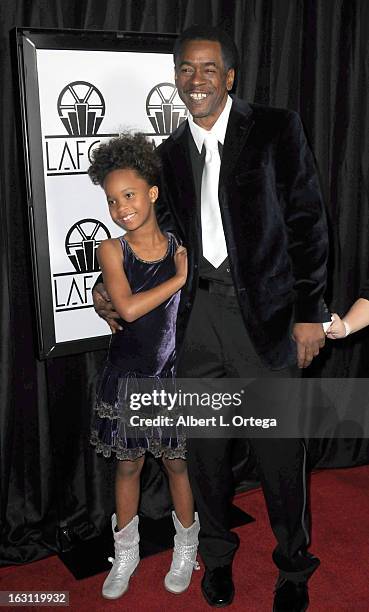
left=168, top=232, right=182, bottom=248
left=118, top=235, right=127, bottom=254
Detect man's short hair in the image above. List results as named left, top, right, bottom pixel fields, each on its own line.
left=173, top=25, right=239, bottom=73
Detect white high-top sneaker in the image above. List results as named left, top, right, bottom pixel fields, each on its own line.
left=164, top=511, right=200, bottom=594
left=102, top=513, right=139, bottom=599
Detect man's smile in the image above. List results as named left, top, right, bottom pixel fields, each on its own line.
left=189, top=92, right=209, bottom=101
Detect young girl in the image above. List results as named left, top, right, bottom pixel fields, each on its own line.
left=88, top=133, right=199, bottom=599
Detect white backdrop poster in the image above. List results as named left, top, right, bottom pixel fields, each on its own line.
left=26, top=43, right=187, bottom=354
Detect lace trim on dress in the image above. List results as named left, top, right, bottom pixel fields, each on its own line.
left=91, top=365, right=186, bottom=460
left=90, top=430, right=187, bottom=461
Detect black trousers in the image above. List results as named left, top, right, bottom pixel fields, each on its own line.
left=177, top=287, right=320, bottom=581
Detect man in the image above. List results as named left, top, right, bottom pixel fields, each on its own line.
left=94, top=26, right=329, bottom=610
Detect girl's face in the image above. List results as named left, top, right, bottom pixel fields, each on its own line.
left=103, top=168, right=158, bottom=231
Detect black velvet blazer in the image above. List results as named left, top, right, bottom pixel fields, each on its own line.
left=359, top=280, right=369, bottom=301
left=156, top=96, right=329, bottom=369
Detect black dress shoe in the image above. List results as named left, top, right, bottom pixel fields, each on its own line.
left=273, top=578, right=309, bottom=612
left=201, top=564, right=235, bottom=607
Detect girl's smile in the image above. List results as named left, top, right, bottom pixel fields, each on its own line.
left=121, top=212, right=136, bottom=223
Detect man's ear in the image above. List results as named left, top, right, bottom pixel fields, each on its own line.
left=226, top=68, right=235, bottom=91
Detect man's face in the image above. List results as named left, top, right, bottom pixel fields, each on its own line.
left=175, top=39, right=235, bottom=130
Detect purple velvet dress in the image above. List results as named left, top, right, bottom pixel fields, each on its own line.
left=90, top=232, right=185, bottom=460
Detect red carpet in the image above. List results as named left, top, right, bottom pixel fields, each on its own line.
left=1, top=466, right=369, bottom=611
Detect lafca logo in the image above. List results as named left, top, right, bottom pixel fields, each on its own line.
left=146, top=83, right=187, bottom=144
left=57, top=81, right=105, bottom=136
left=53, top=219, right=110, bottom=312
left=45, top=80, right=111, bottom=177
left=44, top=81, right=187, bottom=176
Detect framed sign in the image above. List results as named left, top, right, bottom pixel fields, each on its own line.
left=15, top=27, right=185, bottom=358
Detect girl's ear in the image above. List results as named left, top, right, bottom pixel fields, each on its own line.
left=149, top=185, right=159, bottom=203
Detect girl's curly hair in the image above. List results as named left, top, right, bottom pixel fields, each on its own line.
left=88, top=132, right=161, bottom=187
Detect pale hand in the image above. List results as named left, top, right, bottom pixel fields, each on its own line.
left=174, top=246, right=188, bottom=285
left=92, top=282, right=122, bottom=334
left=292, top=322, right=326, bottom=368
left=325, top=313, right=346, bottom=339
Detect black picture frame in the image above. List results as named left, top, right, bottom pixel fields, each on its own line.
left=15, top=26, right=177, bottom=359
